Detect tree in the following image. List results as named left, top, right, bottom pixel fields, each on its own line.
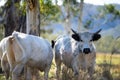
left=78, top=0, right=84, bottom=31
left=0, top=0, right=21, bottom=37
left=54, top=0, right=84, bottom=34
left=63, top=0, right=71, bottom=34
left=26, top=0, right=40, bottom=36
left=25, top=0, right=41, bottom=79
left=105, top=4, right=120, bottom=18
left=0, top=0, right=27, bottom=37
left=54, top=0, right=73, bottom=34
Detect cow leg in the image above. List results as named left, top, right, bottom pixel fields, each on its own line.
left=34, top=70, right=40, bottom=80
left=62, top=65, right=69, bottom=80
left=55, top=59, right=61, bottom=80
left=12, top=63, right=24, bottom=80
left=44, top=65, right=51, bottom=80
left=24, top=66, right=32, bottom=80
left=32, top=68, right=40, bottom=80
left=1, top=60, right=10, bottom=80
left=1, top=52, right=10, bottom=80
left=4, top=63, right=10, bottom=80
left=56, top=64, right=61, bottom=80
left=72, top=60, right=79, bottom=80
left=72, top=65, right=79, bottom=80
left=24, top=66, right=40, bottom=80
left=87, top=67, right=94, bottom=80
left=55, top=52, right=61, bottom=80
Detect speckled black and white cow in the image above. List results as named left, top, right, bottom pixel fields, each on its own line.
left=52, top=29, right=101, bottom=80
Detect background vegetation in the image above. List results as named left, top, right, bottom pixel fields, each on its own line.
left=0, top=0, right=120, bottom=80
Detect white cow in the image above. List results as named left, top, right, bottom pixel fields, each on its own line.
left=5, top=31, right=53, bottom=80
left=0, top=36, right=11, bottom=80
left=0, top=35, right=46, bottom=80
left=52, top=29, right=101, bottom=80
left=0, top=36, right=42, bottom=80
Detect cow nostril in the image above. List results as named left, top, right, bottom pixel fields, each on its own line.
left=83, top=48, right=90, bottom=54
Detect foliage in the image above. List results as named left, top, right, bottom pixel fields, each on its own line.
left=102, top=4, right=120, bottom=18
left=84, top=19, right=92, bottom=29
left=105, top=4, right=120, bottom=16
left=63, top=0, right=78, bottom=5
left=0, top=26, right=4, bottom=40
left=63, top=0, right=82, bottom=17
left=40, top=0, right=57, bottom=15
left=95, top=35, right=120, bottom=53
left=40, top=0, right=59, bottom=25
left=19, top=1, right=26, bottom=16
left=41, top=32, right=58, bottom=42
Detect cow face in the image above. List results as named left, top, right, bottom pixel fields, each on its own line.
left=71, top=29, right=101, bottom=54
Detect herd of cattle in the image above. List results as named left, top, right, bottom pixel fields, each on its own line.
left=0, top=29, right=101, bottom=80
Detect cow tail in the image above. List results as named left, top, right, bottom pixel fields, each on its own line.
left=12, top=31, right=24, bottom=55
left=51, top=40, right=56, bottom=48
left=12, top=31, right=26, bottom=64
left=6, top=36, right=15, bottom=72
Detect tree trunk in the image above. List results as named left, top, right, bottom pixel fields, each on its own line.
left=64, top=0, right=71, bottom=34
left=56, top=0, right=72, bottom=34
left=17, top=14, right=26, bottom=33
left=3, top=0, right=20, bottom=37
left=26, top=0, right=40, bottom=79
left=78, top=0, right=84, bottom=31
left=26, top=0, right=40, bottom=36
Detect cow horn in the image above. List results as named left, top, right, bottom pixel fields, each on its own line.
left=95, top=29, right=102, bottom=34
left=71, top=29, right=77, bottom=34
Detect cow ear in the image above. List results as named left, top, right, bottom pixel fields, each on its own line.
left=92, top=34, right=101, bottom=41
left=72, top=34, right=80, bottom=41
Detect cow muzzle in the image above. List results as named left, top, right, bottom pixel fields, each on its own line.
left=83, top=48, right=91, bottom=54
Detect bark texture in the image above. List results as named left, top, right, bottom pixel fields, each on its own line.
left=26, top=0, right=40, bottom=36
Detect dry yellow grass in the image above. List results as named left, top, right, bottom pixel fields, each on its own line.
left=96, top=52, right=120, bottom=65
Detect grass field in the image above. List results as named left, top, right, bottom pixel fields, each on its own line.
left=96, top=53, right=120, bottom=80
left=0, top=53, right=120, bottom=80
left=96, top=53, right=120, bottom=65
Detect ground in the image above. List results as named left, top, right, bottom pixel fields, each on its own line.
left=0, top=53, right=120, bottom=80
